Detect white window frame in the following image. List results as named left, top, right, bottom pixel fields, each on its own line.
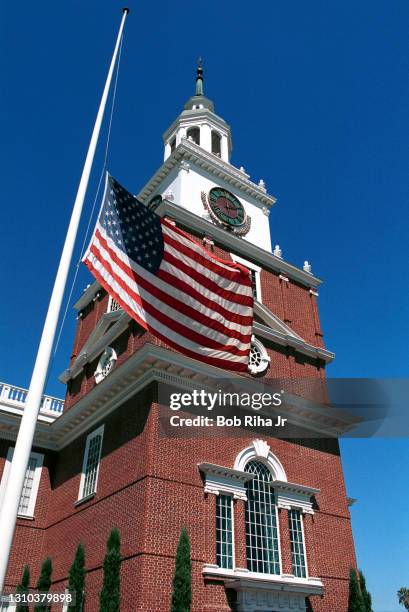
left=216, top=493, right=235, bottom=570
left=0, top=448, right=44, bottom=519
left=244, top=460, right=282, bottom=576
left=77, top=425, right=104, bottom=502
left=107, top=295, right=122, bottom=313
left=248, top=335, right=271, bottom=376
left=288, top=508, right=309, bottom=578
left=231, top=254, right=262, bottom=303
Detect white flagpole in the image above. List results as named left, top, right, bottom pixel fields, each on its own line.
left=0, top=8, right=129, bottom=593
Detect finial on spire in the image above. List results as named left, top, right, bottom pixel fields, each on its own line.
left=195, top=57, right=204, bottom=96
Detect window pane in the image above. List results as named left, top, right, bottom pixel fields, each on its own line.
left=288, top=509, right=307, bottom=578
left=250, top=269, right=258, bottom=300
left=18, top=456, right=38, bottom=515
left=245, top=460, right=280, bottom=574
left=211, top=131, right=221, bottom=156
left=216, top=494, right=233, bottom=569
left=108, top=297, right=121, bottom=312
left=83, top=434, right=103, bottom=498
left=186, top=127, right=200, bottom=145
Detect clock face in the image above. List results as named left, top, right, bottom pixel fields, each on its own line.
left=147, top=194, right=162, bottom=211
left=208, top=188, right=246, bottom=228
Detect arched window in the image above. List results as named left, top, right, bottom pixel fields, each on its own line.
left=211, top=130, right=221, bottom=156
left=186, top=126, right=200, bottom=145
left=245, top=460, right=280, bottom=574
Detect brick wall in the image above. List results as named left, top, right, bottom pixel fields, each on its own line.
left=2, top=394, right=356, bottom=611
left=0, top=223, right=357, bottom=610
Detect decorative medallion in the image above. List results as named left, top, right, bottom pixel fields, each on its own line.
left=147, top=194, right=162, bottom=211
left=201, top=187, right=251, bottom=235
left=94, top=347, right=117, bottom=384
left=248, top=337, right=270, bottom=376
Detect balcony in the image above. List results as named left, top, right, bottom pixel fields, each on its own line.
left=0, top=381, right=64, bottom=418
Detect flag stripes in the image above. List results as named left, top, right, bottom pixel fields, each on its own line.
left=83, top=175, right=254, bottom=371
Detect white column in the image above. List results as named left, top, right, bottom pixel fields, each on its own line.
left=164, top=141, right=171, bottom=161
left=200, top=123, right=212, bottom=153
left=221, top=135, right=229, bottom=162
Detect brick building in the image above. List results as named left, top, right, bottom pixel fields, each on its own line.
left=0, top=67, right=357, bottom=611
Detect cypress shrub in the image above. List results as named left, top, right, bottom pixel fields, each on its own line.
left=171, top=528, right=192, bottom=612
left=16, top=565, right=30, bottom=612
left=99, top=528, right=121, bottom=612
left=68, top=543, right=86, bottom=612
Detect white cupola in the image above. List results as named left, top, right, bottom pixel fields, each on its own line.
left=163, top=60, right=232, bottom=163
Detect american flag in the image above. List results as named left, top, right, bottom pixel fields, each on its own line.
left=83, top=174, right=253, bottom=371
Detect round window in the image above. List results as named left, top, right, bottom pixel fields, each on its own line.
left=248, top=337, right=270, bottom=376
left=95, top=347, right=117, bottom=384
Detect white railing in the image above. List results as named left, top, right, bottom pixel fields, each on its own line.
left=0, top=382, right=64, bottom=415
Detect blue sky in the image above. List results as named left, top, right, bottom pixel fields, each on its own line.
left=1, top=1, right=408, bottom=609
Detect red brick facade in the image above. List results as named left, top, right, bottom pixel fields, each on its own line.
left=1, top=232, right=357, bottom=611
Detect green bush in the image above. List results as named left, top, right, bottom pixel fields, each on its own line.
left=16, top=565, right=30, bottom=612
left=171, top=528, right=192, bottom=612
left=68, top=543, right=85, bottom=612
left=348, top=567, right=364, bottom=612
left=99, top=528, right=121, bottom=612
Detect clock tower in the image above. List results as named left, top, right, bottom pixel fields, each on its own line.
left=139, top=61, right=275, bottom=253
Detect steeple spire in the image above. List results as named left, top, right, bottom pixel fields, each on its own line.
left=195, top=57, right=204, bottom=96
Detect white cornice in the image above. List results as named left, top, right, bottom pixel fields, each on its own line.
left=0, top=344, right=358, bottom=451
left=253, top=322, right=334, bottom=364
left=60, top=310, right=130, bottom=383
left=62, top=304, right=332, bottom=387
left=198, top=463, right=255, bottom=483
left=198, top=463, right=255, bottom=501
left=202, top=566, right=324, bottom=596
left=74, top=283, right=100, bottom=311
left=274, top=480, right=320, bottom=497
left=274, top=480, right=320, bottom=515
left=137, top=139, right=277, bottom=209
left=254, top=302, right=302, bottom=340
left=155, top=200, right=322, bottom=288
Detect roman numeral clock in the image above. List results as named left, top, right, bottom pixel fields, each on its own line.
left=201, top=187, right=251, bottom=236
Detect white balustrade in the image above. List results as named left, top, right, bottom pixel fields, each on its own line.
left=0, top=381, right=64, bottom=416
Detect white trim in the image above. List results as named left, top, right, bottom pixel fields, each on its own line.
left=78, top=425, right=104, bottom=501
left=0, top=448, right=44, bottom=518
left=248, top=336, right=270, bottom=376
left=139, top=139, right=275, bottom=208
left=275, top=499, right=283, bottom=576
left=300, top=511, right=309, bottom=578
left=253, top=301, right=302, bottom=340
left=215, top=493, right=235, bottom=571
left=198, top=463, right=255, bottom=501
left=234, top=440, right=287, bottom=481
left=107, top=295, right=122, bottom=313
left=231, top=254, right=262, bottom=303
left=274, top=481, right=320, bottom=515
left=0, top=344, right=358, bottom=452
left=202, top=564, right=324, bottom=595
left=231, top=496, right=236, bottom=571
left=94, top=347, right=117, bottom=384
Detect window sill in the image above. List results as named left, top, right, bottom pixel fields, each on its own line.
left=202, top=565, right=324, bottom=595
left=17, top=514, right=35, bottom=520
left=75, top=492, right=96, bottom=507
